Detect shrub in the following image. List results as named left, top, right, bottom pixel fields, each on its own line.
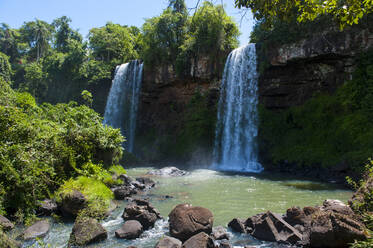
left=56, top=176, right=113, bottom=219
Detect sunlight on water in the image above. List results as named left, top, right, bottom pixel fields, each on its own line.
left=27, top=167, right=352, bottom=248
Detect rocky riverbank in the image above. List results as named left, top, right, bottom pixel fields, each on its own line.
left=0, top=166, right=365, bottom=248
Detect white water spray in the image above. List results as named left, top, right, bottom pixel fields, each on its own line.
left=213, top=44, right=263, bottom=173
left=103, top=60, right=143, bottom=153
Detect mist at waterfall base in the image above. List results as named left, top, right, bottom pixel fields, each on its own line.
left=212, top=44, right=263, bottom=173
left=103, top=60, right=143, bottom=153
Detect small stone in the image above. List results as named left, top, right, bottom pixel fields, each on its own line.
left=115, top=220, right=143, bottom=239
left=22, top=220, right=50, bottom=241
left=211, top=226, right=230, bottom=240
left=0, top=215, right=14, bottom=231
left=182, top=232, right=214, bottom=248
left=155, top=235, right=182, bottom=248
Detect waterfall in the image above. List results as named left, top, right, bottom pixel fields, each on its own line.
left=212, top=44, right=263, bottom=173
left=103, top=60, right=143, bottom=153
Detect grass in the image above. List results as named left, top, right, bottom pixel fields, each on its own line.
left=56, top=176, right=114, bottom=218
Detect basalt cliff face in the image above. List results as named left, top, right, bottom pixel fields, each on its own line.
left=134, top=58, right=222, bottom=165
left=259, top=27, right=373, bottom=109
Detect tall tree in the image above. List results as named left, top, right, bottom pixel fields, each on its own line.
left=52, top=16, right=82, bottom=53
left=235, top=0, right=373, bottom=28
left=20, top=19, right=54, bottom=60
left=88, top=22, right=138, bottom=63
left=0, top=23, right=20, bottom=62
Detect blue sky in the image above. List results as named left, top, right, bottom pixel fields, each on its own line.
left=0, top=0, right=254, bottom=45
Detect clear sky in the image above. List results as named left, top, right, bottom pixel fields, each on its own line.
left=0, top=0, right=254, bottom=45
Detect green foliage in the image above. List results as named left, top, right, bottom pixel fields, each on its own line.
left=235, top=0, right=373, bottom=29
left=88, top=22, right=138, bottom=63
left=259, top=50, right=373, bottom=171
left=0, top=229, right=19, bottom=248
left=348, top=161, right=373, bottom=248
left=141, top=0, right=188, bottom=67
left=0, top=78, right=123, bottom=218
left=21, top=61, right=47, bottom=100
left=183, top=2, right=239, bottom=59
left=141, top=0, right=239, bottom=77
left=56, top=176, right=113, bottom=219
left=52, top=16, right=82, bottom=53
left=81, top=90, right=93, bottom=107
left=173, top=90, right=217, bottom=157
left=19, top=19, right=54, bottom=61
left=109, top=165, right=127, bottom=176
left=0, top=52, right=12, bottom=81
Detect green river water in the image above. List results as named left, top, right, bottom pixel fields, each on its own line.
left=24, top=167, right=352, bottom=248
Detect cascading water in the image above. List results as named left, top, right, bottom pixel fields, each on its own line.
left=212, top=44, right=263, bottom=173
left=103, top=60, right=143, bottom=153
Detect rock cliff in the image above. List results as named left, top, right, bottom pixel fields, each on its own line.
left=135, top=63, right=221, bottom=164
left=259, top=27, right=373, bottom=109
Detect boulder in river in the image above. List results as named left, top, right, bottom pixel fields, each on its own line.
left=228, top=218, right=247, bottom=233
left=115, top=220, right=143, bottom=239
left=168, top=203, right=213, bottom=242
left=136, top=177, right=156, bottom=188
left=155, top=235, right=182, bottom=248
left=308, top=210, right=367, bottom=248
left=228, top=199, right=368, bottom=247
left=68, top=217, right=107, bottom=246
left=0, top=215, right=14, bottom=231
left=60, top=190, right=87, bottom=217
left=122, top=199, right=162, bottom=230
left=321, top=199, right=354, bottom=215
left=147, top=167, right=188, bottom=177
left=182, top=232, right=214, bottom=248
left=118, top=174, right=134, bottom=185
left=22, top=220, right=50, bottom=241
left=113, top=186, right=137, bottom=200
left=247, top=211, right=303, bottom=244
left=38, top=199, right=58, bottom=216
left=211, top=226, right=230, bottom=240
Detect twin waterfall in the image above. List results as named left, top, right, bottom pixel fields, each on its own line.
left=103, top=60, right=143, bottom=153
left=103, top=44, right=262, bottom=172
left=212, top=44, right=263, bottom=173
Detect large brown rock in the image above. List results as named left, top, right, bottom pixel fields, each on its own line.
left=60, top=190, right=87, bottom=217
left=321, top=199, right=354, bottom=215
left=155, top=236, right=182, bottom=248
left=246, top=211, right=303, bottom=244
left=228, top=218, right=247, bottom=233
left=308, top=210, right=367, bottom=248
left=122, top=199, right=161, bottom=230
left=168, top=204, right=214, bottom=242
left=115, top=220, right=143, bottom=239
left=0, top=215, right=14, bottom=231
left=68, top=217, right=107, bottom=246
left=22, top=220, right=50, bottom=241
left=182, top=232, right=214, bottom=248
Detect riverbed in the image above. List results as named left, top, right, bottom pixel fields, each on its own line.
left=23, top=167, right=352, bottom=248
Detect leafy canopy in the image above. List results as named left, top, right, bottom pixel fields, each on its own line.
left=235, top=0, right=373, bottom=28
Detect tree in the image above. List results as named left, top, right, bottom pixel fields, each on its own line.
left=141, top=0, right=188, bottom=66
left=52, top=16, right=82, bottom=53
left=0, top=23, right=21, bottom=62
left=0, top=52, right=12, bottom=82
left=20, top=19, right=54, bottom=60
left=235, top=0, right=373, bottom=28
left=179, top=2, right=239, bottom=76
left=88, top=22, right=138, bottom=63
